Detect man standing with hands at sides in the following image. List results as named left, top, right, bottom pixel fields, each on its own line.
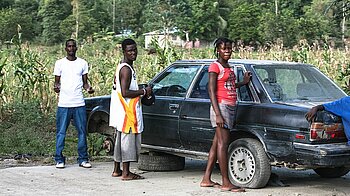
left=200, top=37, right=250, bottom=192
left=53, top=39, right=94, bottom=169
left=110, top=38, right=151, bottom=180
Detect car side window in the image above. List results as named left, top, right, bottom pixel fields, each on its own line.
left=190, top=67, right=209, bottom=99
left=255, top=66, right=286, bottom=101
left=236, top=67, right=253, bottom=101
left=153, top=65, right=201, bottom=97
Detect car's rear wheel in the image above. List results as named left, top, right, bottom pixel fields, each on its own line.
left=102, top=136, right=115, bottom=156
left=228, top=138, right=271, bottom=188
left=138, top=152, right=185, bottom=171
left=313, top=167, right=350, bottom=178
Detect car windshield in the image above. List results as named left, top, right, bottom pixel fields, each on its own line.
left=253, top=64, right=346, bottom=102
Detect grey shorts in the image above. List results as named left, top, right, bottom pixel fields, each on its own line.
left=210, top=103, right=237, bottom=130
left=113, top=131, right=141, bottom=163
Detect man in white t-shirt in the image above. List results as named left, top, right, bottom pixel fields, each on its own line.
left=53, top=39, right=94, bottom=169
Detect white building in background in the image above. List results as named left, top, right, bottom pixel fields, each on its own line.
left=143, top=29, right=185, bottom=49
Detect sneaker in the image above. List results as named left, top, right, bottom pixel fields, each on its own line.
left=56, top=162, right=65, bottom=169
left=79, top=161, right=92, bottom=168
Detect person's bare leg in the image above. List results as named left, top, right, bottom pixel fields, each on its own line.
left=216, top=127, right=243, bottom=191
left=200, top=132, right=220, bottom=187
left=112, top=161, right=122, bottom=177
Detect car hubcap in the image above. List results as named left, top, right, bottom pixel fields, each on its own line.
left=102, top=138, right=114, bottom=154
left=229, top=147, right=256, bottom=184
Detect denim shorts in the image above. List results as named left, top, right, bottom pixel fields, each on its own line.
left=210, top=103, right=237, bottom=130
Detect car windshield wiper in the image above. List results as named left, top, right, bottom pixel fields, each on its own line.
left=296, top=97, right=310, bottom=101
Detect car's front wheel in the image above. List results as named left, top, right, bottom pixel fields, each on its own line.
left=228, top=138, right=271, bottom=189
left=313, top=167, right=350, bottom=178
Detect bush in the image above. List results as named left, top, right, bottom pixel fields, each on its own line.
left=0, top=101, right=56, bottom=156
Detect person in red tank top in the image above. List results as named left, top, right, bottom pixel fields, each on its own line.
left=200, top=38, right=251, bottom=192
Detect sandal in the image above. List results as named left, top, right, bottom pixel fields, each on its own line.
left=200, top=182, right=221, bottom=188
left=121, top=173, right=145, bottom=181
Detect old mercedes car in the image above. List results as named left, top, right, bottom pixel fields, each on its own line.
left=85, top=59, right=350, bottom=188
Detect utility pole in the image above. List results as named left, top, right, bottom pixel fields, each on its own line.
left=342, top=2, right=346, bottom=43
left=72, top=0, right=79, bottom=40
left=275, top=0, right=278, bottom=15
left=113, top=0, right=116, bottom=34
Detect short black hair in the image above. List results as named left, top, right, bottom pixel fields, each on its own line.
left=121, top=38, right=136, bottom=51
left=213, top=37, right=233, bottom=57
left=65, top=39, right=76, bottom=47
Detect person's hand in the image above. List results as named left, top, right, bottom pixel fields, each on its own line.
left=145, top=86, right=152, bottom=97
left=54, top=84, right=60, bottom=93
left=243, top=71, right=252, bottom=84
left=305, top=107, right=318, bottom=122
left=216, top=114, right=226, bottom=128
left=87, top=86, right=95, bottom=94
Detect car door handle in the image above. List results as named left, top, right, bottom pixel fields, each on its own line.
left=169, top=103, right=179, bottom=110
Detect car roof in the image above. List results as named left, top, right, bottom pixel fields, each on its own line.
left=174, top=59, right=312, bottom=67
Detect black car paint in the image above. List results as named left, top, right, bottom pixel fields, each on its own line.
left=85, top=59, right=350, bottom=169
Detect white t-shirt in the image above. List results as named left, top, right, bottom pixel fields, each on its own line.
left=53, top=57, right=88, bottom=107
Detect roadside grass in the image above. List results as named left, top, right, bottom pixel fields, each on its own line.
left=0, top=101, right=107, bottom=163
left=0, top=101, right=56, bottom=157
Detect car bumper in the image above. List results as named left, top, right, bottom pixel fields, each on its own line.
left=294, top=142, right=350, bottom=167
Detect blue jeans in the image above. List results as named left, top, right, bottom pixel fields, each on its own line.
left=55, top=106, right=89, bottom=164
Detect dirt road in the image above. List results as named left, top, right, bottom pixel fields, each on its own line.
left=0, top=159, right=349, bottom=196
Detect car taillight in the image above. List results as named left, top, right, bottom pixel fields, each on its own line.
left=310, top=122, right=345, bottom=141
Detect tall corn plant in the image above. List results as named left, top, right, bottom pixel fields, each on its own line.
left=136, top=37, right=182, bottom=83
left=0, top=51, right=7, bottom=119
left=0, top=52, right=6, bottom=99
left=11, top=31, right=53, bottom=112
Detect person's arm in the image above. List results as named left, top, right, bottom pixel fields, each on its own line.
left=236, top=71, right=251, bottom=88
left=305, top=105, right=324, bottom=122
left=119, top=66, right=150, bottom=98
left=54, top=76, right=61, bottom=93
left=208, top=72, right=225, bottom=128
left=82, top=74, right=94, bottom=94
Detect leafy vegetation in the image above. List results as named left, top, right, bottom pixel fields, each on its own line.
left=0, top=101, right=56, bottom=156
left=0, top=0, right=349, bottom=48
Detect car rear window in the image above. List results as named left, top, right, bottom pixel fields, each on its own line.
left=253, top=64, right=346, bottom=102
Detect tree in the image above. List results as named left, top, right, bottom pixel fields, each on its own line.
left=140, top=0, right=183, bottom=33
left=113, top=0, right=143, bottom=34
left=0, top=0, right=13, bottom=9
left=13, top=0, right=41, bottom=40
left=258, top=10, right=299, bottom=47
left=179, top=0, right=220, bottom=41
left=325, top=0, right=350, bottom=41
left=228, top=3, right=262, bottom=45
left=296, top=3, right=333, bottom=43
left=38, top=0, right=72, bottom=44
left=63, top=0, right=112, bottom=41
left=0, top=9, right=35, bottom=42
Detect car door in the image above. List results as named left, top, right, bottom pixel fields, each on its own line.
left=179, top=65, right=213, bottom=152
left=234, top=65, right=262, bottom=134
left=142, top=64, right=201, bottom=148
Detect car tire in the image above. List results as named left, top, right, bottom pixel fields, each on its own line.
left=228, top=138, right=271, bottom=189
left=313, top=167, right=350, bottom=178
left=137, top=152, right=185, bottom=171
left=102, top=137, right=115, bottom=156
